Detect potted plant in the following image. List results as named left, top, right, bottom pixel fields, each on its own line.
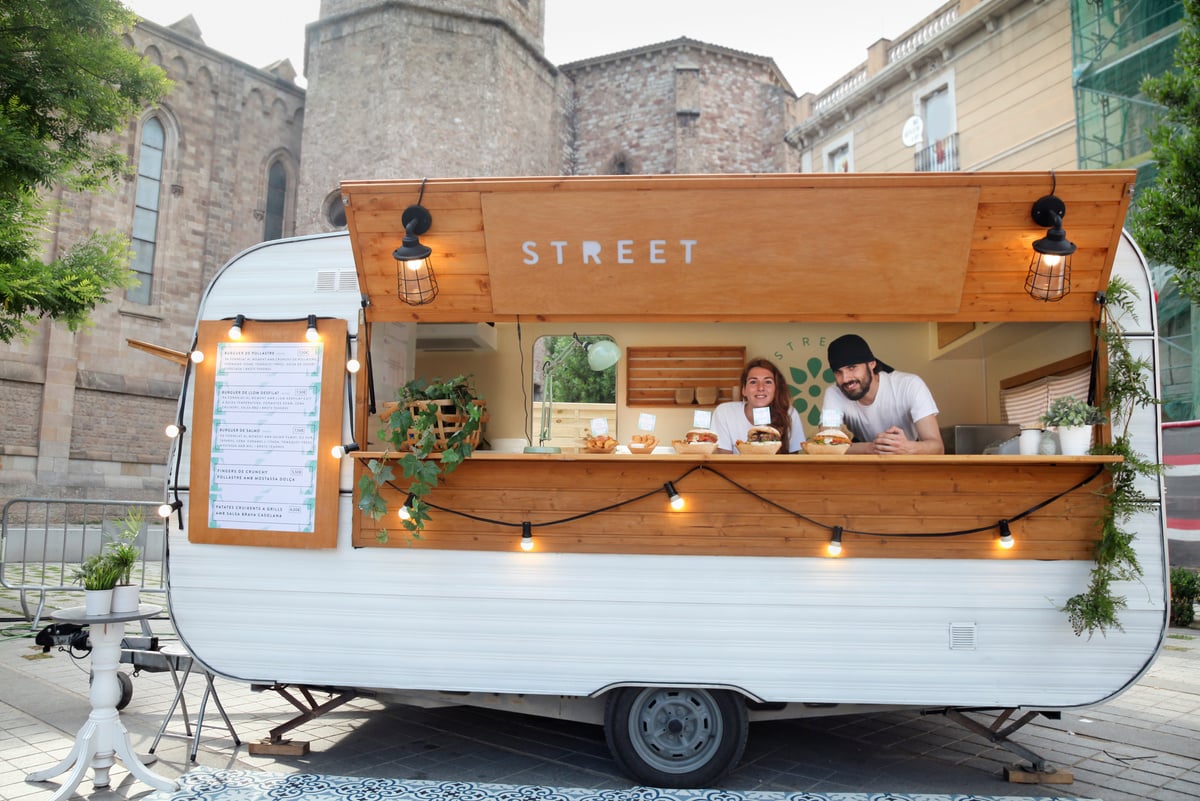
left=1040, top=395, right=1106, bottom=455
left=359, top=375, right=487, bottom=541
left=105, top=507, right=144, bottom=613
left=73, top=555, right=123, bottom=616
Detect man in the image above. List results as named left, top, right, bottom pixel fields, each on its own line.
left=822, top=334, right=944, bottom=455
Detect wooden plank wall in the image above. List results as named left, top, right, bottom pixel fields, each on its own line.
left=353, top=455, right=1111, bottom=559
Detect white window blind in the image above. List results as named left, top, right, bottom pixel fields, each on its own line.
left=1000, top=365, right=1092, bottom=428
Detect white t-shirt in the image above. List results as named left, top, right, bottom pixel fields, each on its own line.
left=710, top=402, right=806, bottom=454
left=821, top=370, right=939, bottom=443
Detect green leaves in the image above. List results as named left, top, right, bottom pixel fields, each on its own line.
left=0, top=0, right=169, bottom=342
left=358, top=377, right=486, bottom=542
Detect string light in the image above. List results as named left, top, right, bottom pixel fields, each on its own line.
left=827, top=526, right=843, bottom=557
left=520, top=521, right=534, bottom=551
left=663, top=482, right=685, bottom=511
left=165, top=423, right=185, bottom=439
left=331, top=442, right=360, bottom=459
left=227, top=314, right=245, bottom=340
left=305, top=314, right=320, bottom=342
left=189, top=350, right=205, bottom=364
left=346, top=358, right=361, bottom=374
left=158, top=499, right=183, bottom=518
left=398, top=493, right=415, bottom=522
left=999, top=520, right=1014, bottom=549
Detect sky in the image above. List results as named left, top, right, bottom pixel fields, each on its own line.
left=122, top=0, right=947, bottom=92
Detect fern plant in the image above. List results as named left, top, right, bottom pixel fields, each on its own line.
left=1063, top=277, right=1161, bottom=636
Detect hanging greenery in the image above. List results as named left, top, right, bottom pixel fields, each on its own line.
left=1063, top=277, right=1162, bottom=636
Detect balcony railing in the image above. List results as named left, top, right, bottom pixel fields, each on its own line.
left=914, top=133, right=959, bottom=172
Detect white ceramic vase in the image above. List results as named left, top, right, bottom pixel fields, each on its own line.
left=84, top=588, right=113, bottom=616
left=1057, top=424, right=1094, bottom=456
left=110, top=584, right=141, bottom=614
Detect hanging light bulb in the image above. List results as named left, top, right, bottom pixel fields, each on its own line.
left=998, top=520, right=1014, bottom=550
left=520, top=522, right=534, bottom=552
left=305, top=314, right=320, bottom=342
left=189, top=350, right=205, bottom=364
left=346, top=357, right=361, bottom=374
left=228, top=314, right=245, bottom=340
left=827, top=526, right=843, bottom=557
left=158, top=499, right=183, bottom=518
left=331, top=442, right=360, bottom=459
left=398, top=493, right=415, bottom=522
left=165, top=423, right=185, bottom=439
left=663, top=482, right=685, bottom=511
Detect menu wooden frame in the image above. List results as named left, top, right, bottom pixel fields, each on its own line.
left=188, top=318, right=345, bottom=548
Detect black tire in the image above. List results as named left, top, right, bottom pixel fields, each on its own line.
left=116, top=670, right=134, bottom=710
left=604, top=686, right=748, bottom=788
left=87, top=670, right=134, bottom=710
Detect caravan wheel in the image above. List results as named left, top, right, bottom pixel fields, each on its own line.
left=604, top=686, right=747, bottom=788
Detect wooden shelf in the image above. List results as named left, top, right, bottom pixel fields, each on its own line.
left=625, top=345, right=746, bottom=407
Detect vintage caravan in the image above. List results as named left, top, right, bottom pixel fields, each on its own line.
left=164, top=172, right=1166, bottom=787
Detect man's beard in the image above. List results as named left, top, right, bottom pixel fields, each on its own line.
left=839, top=370, right=872, bottom=402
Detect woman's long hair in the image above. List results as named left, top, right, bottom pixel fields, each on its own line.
left=741, top=357, right=795, bottom=453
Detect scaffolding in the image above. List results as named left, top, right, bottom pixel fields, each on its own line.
left=1071, top=0, right=1183, bottom=175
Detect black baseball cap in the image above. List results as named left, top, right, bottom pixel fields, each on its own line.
left=828, top=334, right=894, bottom=373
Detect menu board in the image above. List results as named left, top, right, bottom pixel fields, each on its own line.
left=188, top=318, right=344, bottom=548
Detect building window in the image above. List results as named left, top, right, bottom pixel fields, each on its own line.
left=825, top=133, right=853, bottom=173
left=912, top=74, right=958, bottom=171
left=128, top=118, right=164, bottom=304
left=264, top=160, right=287, bottom=241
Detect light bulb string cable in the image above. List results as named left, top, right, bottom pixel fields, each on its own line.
left=379, top=463, right=1103, bottom=539
left=383, top=465, right=707, bottom=529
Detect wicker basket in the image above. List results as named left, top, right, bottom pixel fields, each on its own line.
left=379, top=400, right=487, bottom=452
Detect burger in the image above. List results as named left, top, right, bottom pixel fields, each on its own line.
left=802, top=426, right=852, bottom=455
left=810, top=427, right=851, bottom=447
left=673, top=428, right=719, bottom=454
left=735, top=425, right=783, bottom=455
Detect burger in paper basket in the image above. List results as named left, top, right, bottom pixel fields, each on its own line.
left=802, top=426, right=852, bottom=455
left=672, top=428, right=719, bottom=455
left=735, top=425, right=782, bottom=455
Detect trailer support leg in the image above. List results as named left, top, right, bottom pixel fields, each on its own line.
left=940, top=708, right=1074, bottom=785
left=246, top=684, right=359, bottom=756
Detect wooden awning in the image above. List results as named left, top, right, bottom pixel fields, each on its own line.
left=340, top=171, right=1135, bottom=324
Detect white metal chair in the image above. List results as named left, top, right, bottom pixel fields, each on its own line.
left=148, top=642, right=241, bottom=761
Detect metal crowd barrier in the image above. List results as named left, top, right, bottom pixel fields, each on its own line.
left=0, top=498, right=167, bottom=627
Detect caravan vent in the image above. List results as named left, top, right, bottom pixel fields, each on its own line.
left=315, top=269, right=359, bottom=293
left=948, top=622, right=977, bottom=650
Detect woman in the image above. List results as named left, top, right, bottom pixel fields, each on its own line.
left=711, top=358, right=805, bottom=454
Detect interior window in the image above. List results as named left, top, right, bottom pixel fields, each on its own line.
left=531, top=335, right=618, bottom=449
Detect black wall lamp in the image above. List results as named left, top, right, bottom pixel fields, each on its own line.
left=393, top=180, right=438, bottom=305
left=1025, top=173, right=1076, bottom=302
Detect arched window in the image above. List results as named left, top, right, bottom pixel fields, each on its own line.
left=128, top=118, right=164, bottom=304
left=264, top=160, right=287, bottom=241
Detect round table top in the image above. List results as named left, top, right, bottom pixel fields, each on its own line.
left=52, top=603, right=163, bottom=625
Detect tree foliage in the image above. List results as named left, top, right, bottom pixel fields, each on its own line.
left=1130, top=0, right=1200, bottom=303
left=0, top=0, right=169, bottom=341
left=543, top=336, right=618, bottom=404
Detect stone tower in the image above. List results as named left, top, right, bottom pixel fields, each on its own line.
left=297, top=0, right=565, bottom=233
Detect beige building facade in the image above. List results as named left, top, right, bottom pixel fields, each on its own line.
left=787, top=0, right=1076, bottom=174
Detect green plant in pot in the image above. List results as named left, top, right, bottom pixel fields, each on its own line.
left=1040, top=396, right=1106, bottom=428
left=73, top=555, right=122, bottom=591
left=105, top=507, right=145, bottom=611
left=358, top=375, right=486, bottom=542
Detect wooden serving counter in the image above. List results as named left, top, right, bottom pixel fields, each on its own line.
left=351, top=453, right=1117, bottom=559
